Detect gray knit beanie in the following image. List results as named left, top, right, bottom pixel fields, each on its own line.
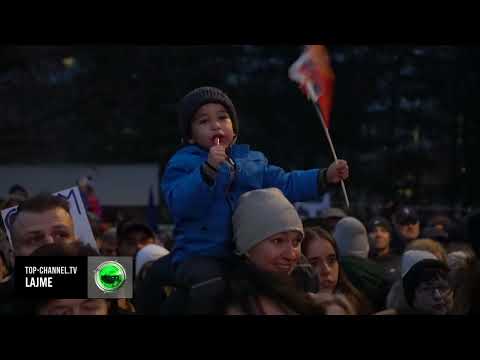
left=233, top=188, right=304, bottom=256
left=178, top=86, right=239, bottom=142
left=333, top=217, right=370, bottom=259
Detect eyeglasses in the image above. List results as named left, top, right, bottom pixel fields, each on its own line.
left=416, top=284, right=452, bottom=297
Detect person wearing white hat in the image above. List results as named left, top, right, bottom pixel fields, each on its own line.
left=233, top=188, right=318, bottom=292
left=226, top=188, right=322, bottom=315
left=333, top=217, right=391, bottom=312
left=133, top=244, right=171, bottom=314
left=135, top=244, right=170, bottom=277
left=401, top=250, right=454, bottom=315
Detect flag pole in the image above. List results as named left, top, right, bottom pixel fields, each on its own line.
left=306, top=82, right=350, bottom=209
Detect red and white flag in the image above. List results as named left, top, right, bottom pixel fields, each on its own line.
left=289, top=45, right=335, bottom=129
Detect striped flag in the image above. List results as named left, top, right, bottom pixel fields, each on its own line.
left=289, top=45, right=335, bottom=129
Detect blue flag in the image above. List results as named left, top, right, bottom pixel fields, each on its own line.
left=147, top=185, right=158, bottom=233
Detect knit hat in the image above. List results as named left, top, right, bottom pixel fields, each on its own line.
left=178, top=86, right=239, bottom=142
left=401, top=250, right=438, bottom=277
left=401, top=250, right=449, bottom=307
left=233, top=188, right=303, bottom=256
left=333, top=217, right=370, bottom=259
left=367, top=216, right=392, bottom=234
left=135, top=244, right=170, bottom=276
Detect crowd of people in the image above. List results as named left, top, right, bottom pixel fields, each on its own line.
left=0, top=86, right=479, bottom=316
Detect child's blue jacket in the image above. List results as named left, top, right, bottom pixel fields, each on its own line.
left=161, top=144, right=329, bottom=264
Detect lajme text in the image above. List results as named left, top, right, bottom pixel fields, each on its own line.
left=25, top=277, right=53, bottom=287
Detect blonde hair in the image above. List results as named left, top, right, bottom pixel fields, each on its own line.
left=406, top=238, right=448, bottom=264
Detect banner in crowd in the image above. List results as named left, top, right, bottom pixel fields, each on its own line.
left=295, top=192, right=332, bottom=219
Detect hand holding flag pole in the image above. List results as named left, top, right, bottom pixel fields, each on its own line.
left=305, top=81, right=350, bottom=208
left=289, top=45, right=350, bottom=208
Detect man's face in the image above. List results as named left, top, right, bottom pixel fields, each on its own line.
left=38, top=299, right=109, bottom=315
left=369, top=226, right=391, bottom=253
left=396, top=221, right=420, bottom=243
left=12, top=208, right=77, bottom=256
left=100, top=240, right=118, bottom=257
left=118, top=230, right=155, bottom=257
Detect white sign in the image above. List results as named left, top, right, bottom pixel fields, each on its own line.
left=295, top=192, right=332, bottom=220
left=1, top=186, right=98, bottom=251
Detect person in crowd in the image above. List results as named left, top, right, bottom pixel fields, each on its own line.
left=318, top=208, right=347, bottom=232
left=8, top=184, right=29, bottom=200
left=386, top=239, right=449, bottom=313
left=427, top=213, right=452, bottom=232
left=225, top=188, right=328, bottom=315
left=109, top=220, right=158, bottom=313
left=391, top=205, right=421, bottom=253
left=333, top=216, right=391, bottom=312
left=134, top=251, right=181, bottom=315
left=388, top=250, right=454, bottom=315
left=233, top=189, right=319, bottom=291
left=423, top=214, right=472, bottom=254
left=157, top=227, right=173, bottom=249
left=406, top=238, right=448, bottom=263
left=116, top=220, right=157, bottom=257
left=135, top=243, right=170, bottom=278
left=302, top=226, right=372, bottom=314
left=10, top=193, right=79, bottom=257
left=367, top=216, right=401, bottom=282
left=160, top=86, right=349, bottom=314
left=78, top=176, right=102, bottom=219
left=461, top=210, right=480, bottom=315
left=87, top=211, right=103, bottom=250
left=225, top=260, right=325, bottom=315
left=2, top=184, right=29, bottom=209
left=132, top=244, right=170, bottom=313
left=36, top=299, right=111, bottom=316
left=138, top=188, right=319, bottom=315
left=99, top=227, right=118, bottom=257
left=446, top=249, right=476, bottom=314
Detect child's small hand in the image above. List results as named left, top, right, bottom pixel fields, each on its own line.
left=207, top=144, right=228, bottom=169
left=326, top=160, right=349, bottom=184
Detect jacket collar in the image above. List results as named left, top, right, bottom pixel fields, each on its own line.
left=180, top=144, right=251, bottom=158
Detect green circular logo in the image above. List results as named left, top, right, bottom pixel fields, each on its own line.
left=94, top=261, right=126, bottom=293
